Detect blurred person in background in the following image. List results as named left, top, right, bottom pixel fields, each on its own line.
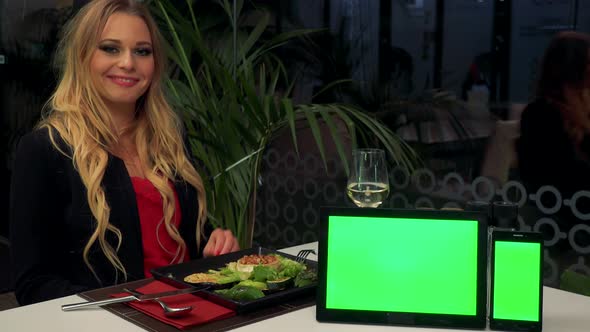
left=518, top=31, right=590, bottom=199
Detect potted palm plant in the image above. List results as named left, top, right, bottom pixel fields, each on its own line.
left=150, top=0, right=419, bottom=247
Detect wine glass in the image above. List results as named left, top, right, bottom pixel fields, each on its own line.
left=347, top=148, right=390, bottom=208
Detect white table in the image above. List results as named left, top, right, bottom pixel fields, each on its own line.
left=1, top=242, right=589, bottom=331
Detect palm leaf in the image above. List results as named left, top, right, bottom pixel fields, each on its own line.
left=300, top=105, right=329, bottom=171
left=317, top=108, right=350, bottom=175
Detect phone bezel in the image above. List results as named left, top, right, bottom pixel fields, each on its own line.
left=490, top=230, right=543, bottom=332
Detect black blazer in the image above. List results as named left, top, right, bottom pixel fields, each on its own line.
left=9, top=128, right=209, bottom=305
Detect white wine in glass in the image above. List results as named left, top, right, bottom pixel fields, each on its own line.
left=347, top=149, right=390, bottom=208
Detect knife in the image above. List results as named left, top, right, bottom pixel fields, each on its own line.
left=61, top=285, right=209, bottom=312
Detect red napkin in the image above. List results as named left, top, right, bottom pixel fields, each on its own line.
left=113, top=280, right=235, bottom=330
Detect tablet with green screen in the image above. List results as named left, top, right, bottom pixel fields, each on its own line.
left=316, top=207, right=488, bottom=329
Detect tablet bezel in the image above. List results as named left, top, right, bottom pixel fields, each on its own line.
left=316, top=207, right=488, bottom=329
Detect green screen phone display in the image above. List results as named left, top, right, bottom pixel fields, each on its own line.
left=326, top=216, right=479, bottom=315
left=492, top=241, right=541, bottom=322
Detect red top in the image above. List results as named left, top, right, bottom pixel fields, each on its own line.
left=131, top=177, right=188, bottom=277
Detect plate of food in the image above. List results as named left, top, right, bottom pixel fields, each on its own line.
left=150, top=247, right=318, bottom=313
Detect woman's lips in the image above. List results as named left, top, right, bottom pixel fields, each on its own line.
left=107, top=75, right=139, bottom=87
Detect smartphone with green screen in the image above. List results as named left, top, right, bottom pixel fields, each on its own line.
left=490, top=230, right=543, bottom=331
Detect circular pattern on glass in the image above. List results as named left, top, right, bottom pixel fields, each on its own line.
left=253, top=218, right=264, bottom=237
left=412, top=168, right=436, bottom=193
left=282, top=226, right=299, bottom=246
left=284, top=151, right=298, bottom=171
left=517, top=215, right=532, bottom=232
left=533, top=217, right=566, bottom=247
left=303, top=204, right=319, bottom=228
left=390, top=193, right=409, bottom=208
left=265, top=199, right=280, bottom=220
left=564, top=190, right=590, bottom=220
left=284, top=176, right=298, bottom=196
left=414, top=197, right=435, bottom=209
left=441, top=172, right=464, bottom=196
left=543, top=250, right=559, bottom=284
left=529, top=185, right=562, bottom=215
left=266, top=222, right=281, bottom=242
left=470, top=176, right=495, bottom=202
left=265, top=173, right=281, bottom=192
left=567, top=257, right=590, bottom=276
left=442, top=202, right=462, bottom=210
left=391, top=166, right=410, bottom=189
left=303, top=178, right=320, bottom=199
left=326, top=158, right=339, bottom=178
left=282, top=200, right=298, bottom=224
left=264, top=148, right=280, bottom=168
left=569, top=224, right=590, bottom=254
left=304, top=155, right=319, bottom=174
left=322, top=182, right=340, bottom=203
left=500, top=181, right=528, bottom=207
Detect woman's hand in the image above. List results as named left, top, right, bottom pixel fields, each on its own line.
left=203, top=228, right=240, bottom=257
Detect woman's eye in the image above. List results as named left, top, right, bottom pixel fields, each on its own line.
left=98, top=45, right=118, bottom=54
left=135, top=48, right=153, bottom=56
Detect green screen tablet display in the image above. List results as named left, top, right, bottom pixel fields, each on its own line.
left=492, top=241, right=541, bottom=322
left=326, top=216, right=479, bottom=315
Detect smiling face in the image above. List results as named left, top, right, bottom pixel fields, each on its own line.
left=90, top=12, right=155, bottom=113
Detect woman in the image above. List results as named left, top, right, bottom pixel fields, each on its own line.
left=518, top=31, right=590, bottom=198
left=9, top=0, right=239, bottom=305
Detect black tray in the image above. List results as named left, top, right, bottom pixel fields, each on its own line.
left=150, top=247, right=317, bottom=313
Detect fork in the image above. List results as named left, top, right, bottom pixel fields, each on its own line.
left=123, top=288, right=193, bottom=318
left=294, top=249, right=316, bottom=263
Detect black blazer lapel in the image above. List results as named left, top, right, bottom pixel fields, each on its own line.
left=103, top=156, right=145, bottom=281
left=175, top=180, right=201, bottom=259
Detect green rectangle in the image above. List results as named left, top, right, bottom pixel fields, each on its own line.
left=493, top=241, right=541, bottom=321
left=326, top=216, right=479, bottom=315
